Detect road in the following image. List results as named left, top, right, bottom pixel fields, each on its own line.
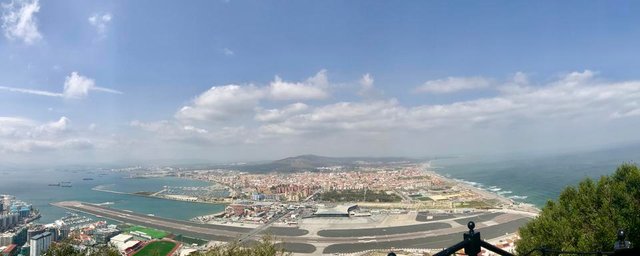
left=52, top=201, right=531, bottom=254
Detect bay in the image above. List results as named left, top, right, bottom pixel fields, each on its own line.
left=0, top=169, right=225, bottom=224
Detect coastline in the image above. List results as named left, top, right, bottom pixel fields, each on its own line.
left=423, top=166, right=541, bottom=214
left=92, top=186, right=230, bottom=206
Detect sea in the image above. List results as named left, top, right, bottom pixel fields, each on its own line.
left=1, top=144, right=639, bottom=223
left=0, top=169, right=225, bottom=224
left=434, top=144, right=640, bottom=207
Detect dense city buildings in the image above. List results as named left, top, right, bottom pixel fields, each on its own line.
left=0, top=161, right=538, bottom=256
left=28, top=232, right=51, bottom=256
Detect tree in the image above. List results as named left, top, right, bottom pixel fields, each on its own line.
left=517, top=163, right=640, bottom=254
left=193, top=235, right=291, bottom=256
left=44, top=241, right=120, bottom=256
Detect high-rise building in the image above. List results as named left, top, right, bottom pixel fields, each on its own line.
left=0, top=214, right=19, bottom=232
left=57, top=226, right=69, bottom=242
left=26, top=227, right=44, bottom=242
left=0, top=234, right=12, bottom=247
left=11, top=227, right=27, bottom=247
left=28, top=232, right=51, bottom=256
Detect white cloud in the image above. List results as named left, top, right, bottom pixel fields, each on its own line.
left=130, top=120, right=250, bottom=145
left=268, top=70, right=329, bottom=100
left=0, top=116, right=97, bottom=153
left=128, top=69, right=640, bottom=159
left=4, top=139, right=92, bottom=153
left=257, top=100, right=405, bottom=138
left=416, top=76, right=492, bottom=94
left=63, top=72, right=122, bottom=98
left=222, top=48, right=234, bottom=56
left=1, top=0, right=41, bottom=44
left=176, top=70, right=331, bottom=122
left=0, top=72, right=122, bottom=99
left=176, top=85, right=263, bottom=121
left=35, top=116, right=70, bottom=135
left=357, top=73, right=383, bottom=99
left=0, top=117, right=34, bottom=136
left=257, top=70, right=640, bottom=138
left=255, top=103, right=308, bottom=122
left=88, top=12, right=112, bottom=38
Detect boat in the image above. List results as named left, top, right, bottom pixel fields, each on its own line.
left=48, top=183, right=60, bottom=186
left=82, top=178, right=94, bottom=181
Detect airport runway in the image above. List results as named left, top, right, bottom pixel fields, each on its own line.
left=415, top=213, right=456, bottom=222
left=53, top=201, right=531, bottom=254
left=317, top=222, right=451, bottom=237
left=323, top=217, right=531, bottom=254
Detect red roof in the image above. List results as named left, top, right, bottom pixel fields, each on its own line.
left=2, top=244, right=17, bottom=253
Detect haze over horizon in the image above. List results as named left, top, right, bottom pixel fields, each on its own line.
left=3, top=1, right=640, bottom=166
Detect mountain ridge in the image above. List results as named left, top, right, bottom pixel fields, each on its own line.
left=229, top=154, right=418, bottom=173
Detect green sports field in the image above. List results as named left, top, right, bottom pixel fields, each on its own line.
left=126, top=226, right=168, bottom=239
left=133, top=241, right=177, bottom=256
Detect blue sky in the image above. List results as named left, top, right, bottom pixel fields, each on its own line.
left=2, top=0, right=640, bottom=165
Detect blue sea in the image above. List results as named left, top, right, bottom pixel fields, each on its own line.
left=1, top=144, right=639, bottom=223
left=434, top=145, right=640, bottom=207
left=0, top=169, right=225, bottom=223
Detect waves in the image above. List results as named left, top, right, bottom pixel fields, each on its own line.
left=497, top=190, right=512, bottom=195
left=450, top=177, right=529, bottom=202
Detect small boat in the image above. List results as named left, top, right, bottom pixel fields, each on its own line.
left=82, top=178, right=94, bottom=181
left=48, top=183, right=61, bottom=186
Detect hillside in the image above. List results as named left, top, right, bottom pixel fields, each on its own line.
left=228, top=154, right=417, bottom=173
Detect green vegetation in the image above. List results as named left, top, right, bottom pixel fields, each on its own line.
left=127, top=226, right=168, bottom=239
left=193, top=236, right=290, bottom=256
left=44, top=241, right=119, bottom=256
left=173, top=234, right=207, bottom=246
left=47, top=235, right=288, bottom=256
left=319, top=189, right=402, bottom=203
left=517, top=163, right=640, bottom=254
left=133, top=241, right=177, bottom=256
left=454, top=200, right=494, bottom=208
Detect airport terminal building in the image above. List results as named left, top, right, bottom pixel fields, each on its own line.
left=313, top=204, right=359, bottom=217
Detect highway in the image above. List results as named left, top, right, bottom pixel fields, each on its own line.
left=52, top=201, right=531, bottom=254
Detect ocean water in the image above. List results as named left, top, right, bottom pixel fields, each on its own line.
left=434, top=146, right=640, bottom=207
left=0, top=169, right=225, bottom=223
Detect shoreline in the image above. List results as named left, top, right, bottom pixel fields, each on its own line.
left=423, top=164, right=541, bottom=214
left=92, top=186, right=230, bottom=206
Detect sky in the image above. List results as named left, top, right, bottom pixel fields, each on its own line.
left=2, top=0, right=640, bottom=166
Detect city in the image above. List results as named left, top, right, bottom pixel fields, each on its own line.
left=2, top=158, right=538, bottom=256
left=2, top=0, right=640, bottom=256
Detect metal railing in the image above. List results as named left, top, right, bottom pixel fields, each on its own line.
left=387, top=221, right=636, bottom=256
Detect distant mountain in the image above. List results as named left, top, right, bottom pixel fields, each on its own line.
left=225, top=154, right=418, bottom=173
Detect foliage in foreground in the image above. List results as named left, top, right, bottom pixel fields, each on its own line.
left=193, top=236, right=291, bottom=256
left=44, top=235, right=289, bottom=256
left=517, top=163, right=640, bottom=254
left=43, top=240, right=119, bottom=256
